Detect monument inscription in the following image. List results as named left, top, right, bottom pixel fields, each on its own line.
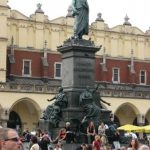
left=74, top=62, right=93, bottom=80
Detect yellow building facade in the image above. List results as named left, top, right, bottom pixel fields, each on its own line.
left=0, top=1, right=150, bottom=130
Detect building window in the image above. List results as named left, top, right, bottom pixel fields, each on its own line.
left=112, top=68, right=120, bottom=83
left=22, top=60, right=31, bottom=77
left=54, top=62, right=62, bottom=79
left=140, top=70, right=146, bottom=85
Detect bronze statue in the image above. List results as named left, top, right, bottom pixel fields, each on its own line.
left=47, top=87, right=68, bottom=108
left=41, top=87, right=68, bottom=127
left=72, top=0, right=89, bottom=39
left=79, top=86, right=110, bottom=123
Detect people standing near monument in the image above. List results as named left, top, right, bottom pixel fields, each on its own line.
left=127, top=139, right=139, bottom=150
left=98, top=122, right=107, bottom=137
left=98, top=122, right=108, bottom=147
left=92, top=135, right=101, bottom=150
left=30, top=136, right=40, bottom=150
left=0, top=128, right=22, bottom=150
left=53, top=128, right=66, bottom=144
left=39, top=134, right=51, bottom=150
left=87, top=121, right=96, bottom=144
left=72, top=0, right=89, bottom=39
left=65, top=122, right=75, bottom=143
left=36, top=128, right=43, bottom=141
left=112, top=130, right=121, bottom=150
left=23, top=129, right=31, bottom=142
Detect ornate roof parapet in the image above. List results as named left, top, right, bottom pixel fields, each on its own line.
left=35, top=3, right=44, bottom=14
left=91, top=13, right=108, bottom=30
left=31, top=3, right=47, bottom=22
left=123, top=14, right=132, bottom=26
left=145, top=27, right=150, bottom=35
left=66, top=5, right=73, bottom=17
left=95, top=13, right=104, bottom=22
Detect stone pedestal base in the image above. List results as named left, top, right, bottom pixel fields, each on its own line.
left=61, top=107, right=84, bottom=122
left=38, top=119, right=52, bottom=131
left=100, top=109, right=112, bottom=123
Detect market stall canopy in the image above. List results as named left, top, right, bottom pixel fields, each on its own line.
left=143, top=125, right=150, bottom=133
left=117, top=124, right=143, bottom=132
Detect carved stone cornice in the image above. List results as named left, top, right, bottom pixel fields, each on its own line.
left=1, top=78, right=150, bottom=99
left=97, top=82, right=150, bottom=99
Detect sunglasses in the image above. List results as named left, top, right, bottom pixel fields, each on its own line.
left=5, top=137, right=20, bottom=142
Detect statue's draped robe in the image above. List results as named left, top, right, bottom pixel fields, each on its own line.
left=79, top=89, right=101, bottom=122
left=42, top=92, right=67, bottom=125
left=72, top=0, right=89, bottom=39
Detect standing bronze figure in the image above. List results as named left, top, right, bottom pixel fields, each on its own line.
left=72, top=0, right=89, bottom=39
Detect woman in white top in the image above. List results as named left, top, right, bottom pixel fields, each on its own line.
left=98, top=122, right=108, bottom=146
left=30, top=136, right=40, bottom=150
left=98, top=122, right=106, bottom=136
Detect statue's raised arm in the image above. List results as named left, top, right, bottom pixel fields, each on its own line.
left=71, top=0, right=89, bottom=39
left=100, top=97, right=111, bottom=106
left=47, top=96, right=56, bottom=102
left=92, top=84, right=100, bottom=95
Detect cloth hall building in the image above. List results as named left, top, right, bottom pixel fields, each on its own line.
left=0, top=0, right=150, bottom=130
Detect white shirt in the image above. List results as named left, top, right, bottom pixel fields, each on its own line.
left=30, top=143, right=40, bottom=150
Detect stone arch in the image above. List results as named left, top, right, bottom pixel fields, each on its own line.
left=7, top=111, right=22, bottom=130
left=145, top=108, right=150, bottom=125
left=0, top=104, right=2, bottom=112
left=8, top=97, right=42, bottom=131
left=114, top=102, right=140, bottom=125
left=0, top=104, right=4, bottom=125
left=114, top=115, right=120, bottom=127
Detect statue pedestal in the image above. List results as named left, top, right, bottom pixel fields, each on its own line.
left=58, top=39, right=100, bottom=91
left=38, top=119, right=51, bottom=131
left=39, top=39, right=111, bottom=142
left=61, top=107, right=85, bottom=127
left=100, top=109, right=112, bottom=123
left=57, top=39, right=100, bottom=125
left=58, top=39, right=100, bottom=108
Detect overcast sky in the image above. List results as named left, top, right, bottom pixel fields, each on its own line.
left=8, top=0, right=150, bottom=32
